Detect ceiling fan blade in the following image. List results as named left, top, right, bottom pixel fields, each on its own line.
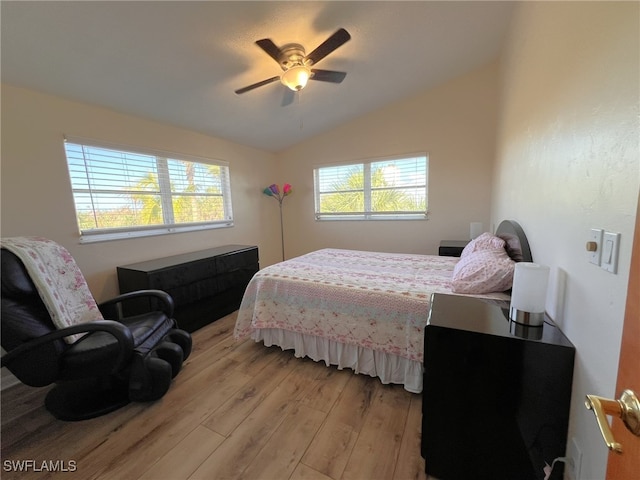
left=305, top=28, right=351, bottom=66
left=310, top=69, right=347, bottom=83
left=234, top=76, right=280, bottom=95
left=255, top=38, right=282, bottom=65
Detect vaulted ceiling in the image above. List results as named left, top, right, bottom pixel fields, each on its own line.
left=1, top=1, right=514, bottom=152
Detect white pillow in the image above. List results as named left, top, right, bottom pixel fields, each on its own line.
left=460, top=232, right=506, bottom=258
left=451, top=248, right=515, bottom=294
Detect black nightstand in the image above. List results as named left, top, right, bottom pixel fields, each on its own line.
left=438, top=240, right=469, bottom=257
left=422, top=294, right=575, bottom=480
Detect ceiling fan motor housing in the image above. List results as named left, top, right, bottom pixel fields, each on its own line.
left=278, top=44, right=313, bottom=91
left=278, top=44, right=307, bottom=68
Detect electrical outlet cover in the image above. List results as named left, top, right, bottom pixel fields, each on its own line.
left=568, top=437, right=582, bottom=480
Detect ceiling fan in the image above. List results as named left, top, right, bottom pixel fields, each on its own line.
left=235, top=28, right=351, bottom=97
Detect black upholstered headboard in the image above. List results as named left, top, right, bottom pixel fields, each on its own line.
left=495, top=220, right=532, bottom=263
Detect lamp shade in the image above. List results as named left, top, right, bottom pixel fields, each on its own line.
left=510, top=262, right=550, bottom=326
left=281, top=66, right=311, bottom=91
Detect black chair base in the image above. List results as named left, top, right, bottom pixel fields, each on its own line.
left=44, top=377, right=130, bottom=421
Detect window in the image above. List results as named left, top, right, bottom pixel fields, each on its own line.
left=64, top=137, right=233, bottom=242
left=314, top=153, right=428, bottom=220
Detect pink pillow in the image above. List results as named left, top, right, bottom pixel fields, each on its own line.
left=460, top=232, right=506, bottom=258
left=451, top=248, right=515, bottom=294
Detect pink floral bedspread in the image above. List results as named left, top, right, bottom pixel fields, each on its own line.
left=234, top=248, right=510, bottom=363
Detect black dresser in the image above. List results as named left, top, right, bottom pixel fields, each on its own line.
left=117, top=245, right=258, bottom=332
left=422, top=294, right=575, bottom=480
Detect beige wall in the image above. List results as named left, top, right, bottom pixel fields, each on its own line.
left=278, top=61, right=500, bottom=258
left=1, top=84, right=280, bottom=302
left=493, top=3, right=639, bottom=478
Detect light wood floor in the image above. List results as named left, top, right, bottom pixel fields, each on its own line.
left=1, top=312, right=428, bottom=480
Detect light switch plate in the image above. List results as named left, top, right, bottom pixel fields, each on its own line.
left=601, top=231, right=620, bottom=274
left=588, top=229, right=603, bottom=265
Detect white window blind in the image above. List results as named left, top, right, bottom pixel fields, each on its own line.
left=314, top=153, right=428, bottom=220
left=63, top=137, right=233, bottom=242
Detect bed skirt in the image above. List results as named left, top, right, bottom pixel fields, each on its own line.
left=251, top=328, right=423, bottom=393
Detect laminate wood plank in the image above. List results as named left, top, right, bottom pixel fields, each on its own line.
left=138, top=425, right=225, bottom=480
left=179, top=313, right=246, bottom=380
left=393, top=394, right=427, bottom=480
left=364, top=383, right=412, bottom=434
left=81, top=362, right=253, bottom=479
left=320, top=372, right=377, bottom=433
left=187, top=358, right=319, bottom=480
left=0, top=386, right=55, bottom=452
left=1, top=402, right=147, bottom=480
left=202, top=349, right=297, bottom=436
left=224, top=338, right=283, bottom=377
left=178, top=335, right=240, bottom=384
left=341, top=383, right=411, bottom=480
left=299, top=372, right=381, bottom=480
left=341, top=425, right=403, bottom=480
left=240, top=403, right=326, bottom=480
left=35, top=356, right=241, bottom=480
left=298, top=363, right=352, bottom=413
left=186, top=315, right=236, bottom=358
left=1, top=383, right=51, bottom=427
left=290, top=462, right=334, bottom=480
left=300, top=417, right=359, bottom=479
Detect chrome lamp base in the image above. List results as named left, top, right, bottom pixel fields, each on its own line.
left=509, top=307, right=545, bottom=327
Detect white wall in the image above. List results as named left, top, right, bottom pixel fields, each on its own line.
left=493, top=3, right=639, bottom=478
left=1, top=84, right=281, bottom=301
left=278, top=61, right=500, bottom=259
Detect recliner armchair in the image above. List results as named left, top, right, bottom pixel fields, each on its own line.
left=1, top=248, right=192, bottom=421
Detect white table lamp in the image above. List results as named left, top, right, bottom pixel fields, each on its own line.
left=510, top=262, right=550, bottom=327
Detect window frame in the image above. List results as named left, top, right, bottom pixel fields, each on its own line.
left=313, top=152, right=429, bottom=221
left=63, top=136, right=234, bottom=243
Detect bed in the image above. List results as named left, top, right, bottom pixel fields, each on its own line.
left=233, top=220, right=532, bottom=393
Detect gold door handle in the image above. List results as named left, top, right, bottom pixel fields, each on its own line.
left=585, top=389, right=640, bottom=454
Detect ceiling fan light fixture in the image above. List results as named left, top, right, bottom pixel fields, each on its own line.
left=281, top=65, right=311, bottom=91
left=236, top=29, right=350, bottom=97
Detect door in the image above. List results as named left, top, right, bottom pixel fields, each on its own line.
left=606, top=191, right=640, bottom=479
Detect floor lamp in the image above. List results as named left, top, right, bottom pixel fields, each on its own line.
left=263, top=183, right=292, bottom=262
